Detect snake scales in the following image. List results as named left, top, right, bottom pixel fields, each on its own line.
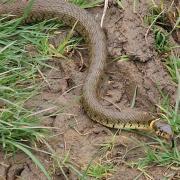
left=0, top=0, right=174, bottom=139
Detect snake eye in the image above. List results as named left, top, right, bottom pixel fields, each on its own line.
left=151, top=119, right=174, bottom=146
left=155, top=130, right=162, bottom=136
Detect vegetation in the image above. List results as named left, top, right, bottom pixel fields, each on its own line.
left=69, top=0, right=103, bottom=9
left=133, top=0, right=180, bottom=176
left=0, top=0, right=179, bottom=179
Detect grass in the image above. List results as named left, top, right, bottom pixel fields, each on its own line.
left=133, top=77, right=180, bottom=177
left=153, top=25, right=171, bottom=52
left=86, top=161, right=115, bottom=179
left=0, top=9, right=85, bottom=180
left=69, top=0, right=104, bottom=9
left=157, top=88, right=180, bottom=133
left=53, top=21, right=83, bottom=55
left=0, top=11, right=65, bottom=180
left=131, top=1, right=180, bottom=174
left=165, top=55, right=180, bottom=84
left=129, top=125, right=180, bottom=174
left=47, top=146, right=83, bottom=180
left=144, top=1, right=179, bottom=53
left=145, top=0, right=179, bottom=114
left=132, top=91, right=180, bottom=169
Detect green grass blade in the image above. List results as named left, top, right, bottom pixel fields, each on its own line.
left=6, top=140, right=51, bottom=180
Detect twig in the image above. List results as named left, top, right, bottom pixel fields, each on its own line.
left=26, top=106, right=57, bottom=117
left=60, top=84, right=83, bottom=96
left=77, top=50, right=85, bottom=71
left=101, top=0, right=109, bottom=27
left=37, top=66, right=51, bottom=89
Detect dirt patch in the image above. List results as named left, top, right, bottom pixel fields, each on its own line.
left=0, top=0, right=178, bottom=179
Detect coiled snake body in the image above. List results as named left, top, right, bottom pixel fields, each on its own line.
left=0, top=0, right=173, bottom=141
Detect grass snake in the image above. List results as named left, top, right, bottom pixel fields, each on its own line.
left=0, top=0, right=174, bottom=144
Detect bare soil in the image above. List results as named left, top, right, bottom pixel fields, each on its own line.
left=0, top=0, right=179, bottom=179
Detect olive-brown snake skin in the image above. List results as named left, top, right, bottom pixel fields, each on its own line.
left=0, top=0, right=174, bottom=138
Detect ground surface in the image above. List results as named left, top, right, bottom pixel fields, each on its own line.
left=0, top=0, right=179, bottom=179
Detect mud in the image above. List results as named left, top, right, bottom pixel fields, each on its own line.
left=0, top=0, right=178, bottom=179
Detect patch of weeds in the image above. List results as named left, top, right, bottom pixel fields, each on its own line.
left=0, top=14, right=66, bottom=179
left=165, top=55, right=180, bottom=84
left=144, top=10, right=171, bottom=53
left=42, top=31, right=82, bottom=59
left=134, top=140, right=180, bottom=170
left=85, top=161, right=115, bottom=179
left=157, top=91, right=180, bottom=134
left=57, top=36, right=83, bottom=55
left=69, top=0, right=103, bottom=9
left=0, top=2, right=85, bottom=178
left=111, top=55, right=129, bottom=63
left=99, top=138, right=116, bottom=153
left=53, top=21, right=83, bottom=55
left=45, top=143, right=83, bottom=180
left=130, top=61, right=179, bottom=174
left=131, top=87, right=180, bottom=172
left=116, top=0, right=124, bottom=9
left=81, top=133, right=118, bottom=179
left=145, top=1, right=179, bottom=139
left=153, top=26, right=171, bottom=52
left=39, top=21, right=83, bottom=58
left=144, top=1, right=179, bottom=53
left=97, top=132, right=120, bottom=153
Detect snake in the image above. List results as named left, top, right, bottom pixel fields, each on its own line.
left=0, top=0, right=174, bottom=144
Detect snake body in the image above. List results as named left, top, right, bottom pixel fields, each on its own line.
left=0, top=0, right=155, bottom=129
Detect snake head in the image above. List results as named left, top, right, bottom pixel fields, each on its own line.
left=150, top=119, right=174, bottom=147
